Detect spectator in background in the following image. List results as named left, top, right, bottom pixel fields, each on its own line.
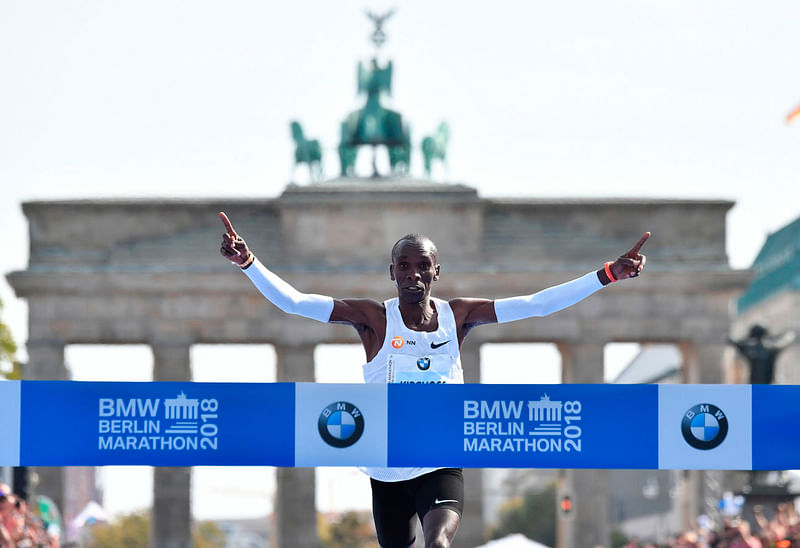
left=0, top=484, right=57, bottom=548
left=0, top=493, right=22, bottom=547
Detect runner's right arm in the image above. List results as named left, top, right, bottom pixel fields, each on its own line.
left=219, top=212, right=383, bottom=329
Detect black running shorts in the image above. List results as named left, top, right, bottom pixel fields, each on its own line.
left=370, top=468, right=464, bottom=548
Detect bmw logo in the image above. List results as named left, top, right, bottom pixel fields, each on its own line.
left=417, top=357, right=431, bottom=371
left=318, top=401, right=365, bottom=448
left=681, top=403, right=728, bottom=450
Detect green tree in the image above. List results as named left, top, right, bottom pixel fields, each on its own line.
left=319, top=511, right=378, bottom=548
left=0, top=297, right=20, bottom=379
left=489, top=482, right=557, bottom=548
left=611, top=528, right=631, bottom=548
left=193, top=520, right=226, bottom=548
left=85, top=511, right=225, bottom=548
left=85, top=511, right=150, bottom=548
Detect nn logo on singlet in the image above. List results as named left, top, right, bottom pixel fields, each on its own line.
left=391, top=336, right=415, bottom=349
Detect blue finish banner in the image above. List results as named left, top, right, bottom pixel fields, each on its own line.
left=18, top=381, right=295, bottom=466
left=0, top=381, right=798, bottom=469
left=751, top=385, right=800, bottom=470
left=387, top=384, right=658, bottom=469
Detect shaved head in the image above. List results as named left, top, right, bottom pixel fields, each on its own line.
left=391, top=234, right=438, bottom=263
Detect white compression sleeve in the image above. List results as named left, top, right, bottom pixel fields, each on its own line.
left=242, top=257, right=334, bottom=323
left=494, top=271, right=603, bottom=324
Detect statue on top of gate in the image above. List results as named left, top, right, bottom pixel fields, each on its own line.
left=291, top=9, right=450, bottom=182
left=338, top=9, right=411, bottom=178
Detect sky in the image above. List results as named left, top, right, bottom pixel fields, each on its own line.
left=1, top=0, right=800, bottom=522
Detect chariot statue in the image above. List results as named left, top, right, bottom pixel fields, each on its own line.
left=338, top=9, right=411, bottom=177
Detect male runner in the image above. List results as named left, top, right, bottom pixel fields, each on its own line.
left=219, top=212, right=648, bottom=548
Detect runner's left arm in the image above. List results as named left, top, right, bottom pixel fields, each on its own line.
left=495, top=232, right=649, bottom=322
left=455, top=233, right=649, bottom=330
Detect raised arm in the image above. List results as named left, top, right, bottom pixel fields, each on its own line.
left=220, top=212, right=388, bottom=358
left=219, top=212, right=334, bottom=322
left=451, top=232, right=650, bottom=338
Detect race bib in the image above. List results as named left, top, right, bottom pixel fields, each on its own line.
left=387, top=354, right=458, bottom=384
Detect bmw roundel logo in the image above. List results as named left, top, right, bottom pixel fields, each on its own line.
left=318, top=401, right=365, bottom=448
left=681, top=403, right=728, bottom=450
left=417, top=357, right=431, bottom=371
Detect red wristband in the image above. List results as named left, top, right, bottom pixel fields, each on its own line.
left=604, top=261, right=617, bottom=283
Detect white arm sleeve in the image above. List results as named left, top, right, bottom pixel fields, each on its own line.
left=242, top=257, right=334, bottom=323
left=494, top=271, right=603, bottom=324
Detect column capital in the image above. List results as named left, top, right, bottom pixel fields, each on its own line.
left=460, top=340, right=482, bottom=383
left=274, top=343, right=316, bottom=383
left=557, top=341, right=606, bottom=384
left=24, top=340, right=67, bottom=380
left=150, top=341, right=192, bottom=382
left=678, top=341, right=727, bottom=384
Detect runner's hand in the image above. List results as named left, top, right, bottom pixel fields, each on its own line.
left=610, top=232, right=649, bottom=280
left=219, top=212, right=252, bottom=266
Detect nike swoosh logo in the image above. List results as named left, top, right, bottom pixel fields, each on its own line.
left=434, top=498, right=458, bottom=505
left=430, top=340, right=450, bottom=349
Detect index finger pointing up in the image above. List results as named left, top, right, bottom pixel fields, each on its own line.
left=627, top=232, right=651, bottom=255
left=219, top=211, right=238, bottom=238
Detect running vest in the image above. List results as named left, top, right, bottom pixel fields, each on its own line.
left=362, top=297, right=463, bottom=482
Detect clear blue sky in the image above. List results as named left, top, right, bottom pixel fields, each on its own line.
left=1, top=0, right=800, bottom=520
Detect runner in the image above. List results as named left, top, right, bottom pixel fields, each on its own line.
left=219, top=212, right=648, bottom=548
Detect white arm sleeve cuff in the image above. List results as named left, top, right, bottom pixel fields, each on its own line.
left=242, top=258, right=334, bottom=323
left=494, top=271, right=603, bottom=324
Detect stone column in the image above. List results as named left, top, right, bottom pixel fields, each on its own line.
left=677, top=342, right=727, bottom=529
left=457, top=341, right=485, bottom=547
left=274, top=344, right=320, bottom=548
left=24, top=340, right=67, bottom=514
left=151, top=342, right=193, bottom=548
left=25, top=340, right=68, bottom=380
left=679, top=342, right=726, bottom=384
left=557, top=342, right=609, bottom=548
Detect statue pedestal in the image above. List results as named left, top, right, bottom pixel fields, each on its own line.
left=279, top=178, right=482, bottom=269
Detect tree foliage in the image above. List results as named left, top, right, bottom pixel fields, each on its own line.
left=489, top=482, right=557, bottom=548
left=85, top=511, right=150, bottom=548
left=0, top=297, right=19, bottom=379
left=84, top=511, right=224, bottom=548
left=319, top=511, right=378, bottom=548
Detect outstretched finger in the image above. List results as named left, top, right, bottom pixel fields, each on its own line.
left=219, top=212, right=238, bottom=238
left=626, top=232, right=651, bottom=256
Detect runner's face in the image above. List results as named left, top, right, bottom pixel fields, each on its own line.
left=390, top=241, right=440, bottom=303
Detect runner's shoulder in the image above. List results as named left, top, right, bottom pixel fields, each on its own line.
left=333, top=298, right=387, bottom=326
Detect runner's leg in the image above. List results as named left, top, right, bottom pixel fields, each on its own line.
left=414, top=469, right=463, bottom=548
left=371, top=477, right=417, bottom=548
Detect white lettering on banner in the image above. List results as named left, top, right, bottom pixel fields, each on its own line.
left=464, top=437, right=564, bottom=452
left=464, top=400, right=524, bottom=420
left=98, top=419, right=160, bottom=434
left=463, top=422, right=525, bottom=436
left=98, top=398, right=160, bottom=417
left=463, top=395, right=583, bottom=454
left=96, top=393, right=218, bottom=452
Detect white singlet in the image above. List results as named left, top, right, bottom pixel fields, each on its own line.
left=361, top=297, right=463, bottom=482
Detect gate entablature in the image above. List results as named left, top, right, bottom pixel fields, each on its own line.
left=9, top=187, right=747, bottom=351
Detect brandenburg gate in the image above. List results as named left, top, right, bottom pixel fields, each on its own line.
left=7, top=181, right=748, bottom=547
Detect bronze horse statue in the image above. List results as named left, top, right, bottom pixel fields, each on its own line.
left=421, top=122, right=449, bottom=177
left=290, top=121, right=323, bottom=182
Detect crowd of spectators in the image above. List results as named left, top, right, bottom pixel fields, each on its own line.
left=0, top=483, right=59, bottom=548
left=623, top=502, right=800, bottom=548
